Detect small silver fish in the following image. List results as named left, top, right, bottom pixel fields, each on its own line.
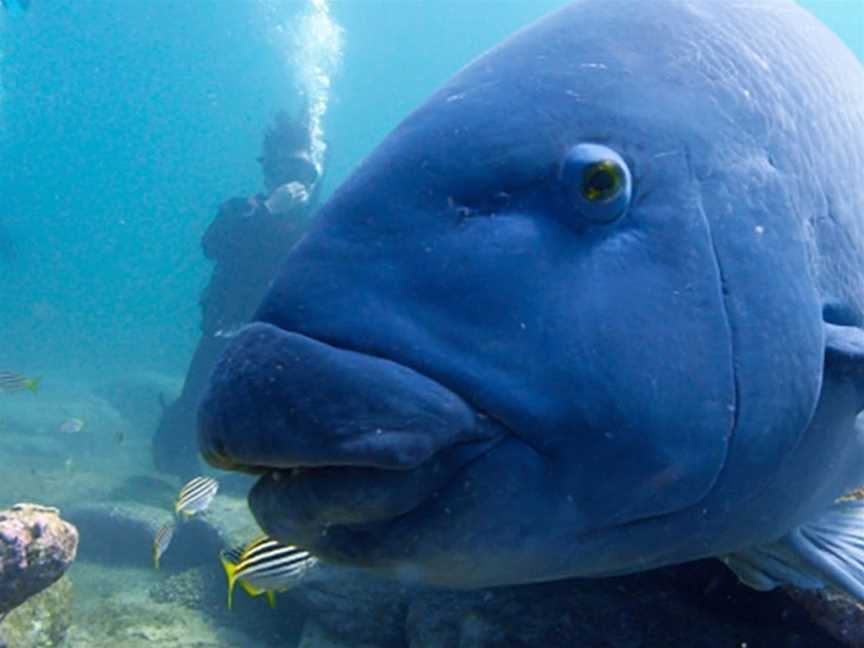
left=175, top=476, right=219, bottom=518
left=153, top=522, right=174, bottom=569
left=57, top=417, right=85, bottom=434
left=220, top=536, right=317, bottom=609
left=0, top=371, right=39, bottom=394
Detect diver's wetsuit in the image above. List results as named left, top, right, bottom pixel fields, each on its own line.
left=153, top=113, right=323, bottom=477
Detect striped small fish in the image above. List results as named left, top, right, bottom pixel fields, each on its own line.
left=0, top=371, right=40, bottom=395
left=152, top=522, right=175, bottom=569
left=175, top=476, right=219, bottom=517
left=219, top=536, right=317, bottom=609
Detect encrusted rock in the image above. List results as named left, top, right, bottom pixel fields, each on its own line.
left=0, top=575, right=73, bottom=648
left=402, top=561, right=840, bottom=648
left=298, top=618, right=386, bottom=648
left=284, top=564, right=410, bottom=646
left=785, top=586, right=864, bottom=648
left=0, top=504, right=77, bottom=617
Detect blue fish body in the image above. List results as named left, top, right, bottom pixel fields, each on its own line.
left=199, top=0, right=864, bottom=592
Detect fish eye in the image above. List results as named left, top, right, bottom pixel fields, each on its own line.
left=583, top=160, right=622, bottom=202
left=560, top=143, right=632, bottom=223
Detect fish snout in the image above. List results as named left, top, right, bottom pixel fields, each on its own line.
left=197, top=322, right=490, bottom=474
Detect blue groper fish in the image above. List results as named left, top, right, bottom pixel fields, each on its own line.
left=199, top=0, right=864, bottom=596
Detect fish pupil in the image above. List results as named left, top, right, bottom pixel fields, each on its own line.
left=583, top=161, right=620, bottom=202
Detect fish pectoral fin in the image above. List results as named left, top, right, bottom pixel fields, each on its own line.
left=266, top=591, right=276, bottom=608
left=720, top=499, right=864, bottom=600
left=238, top=579, right=265, bottom=598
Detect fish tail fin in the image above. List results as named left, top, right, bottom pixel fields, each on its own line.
left=219, top=553, right=240, bottom=610
left=266, top=590, right=276, bottom=609
left=721, top=498, right=864, bottom=600
left=25, top=377, right=40, bottom=394
left=153, top=550, right=160, bottom=570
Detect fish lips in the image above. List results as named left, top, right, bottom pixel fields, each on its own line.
left=198, top=322, right=505, bottom=528
left=248, top=435, right=503, bottom=552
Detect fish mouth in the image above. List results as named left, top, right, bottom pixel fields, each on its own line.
left=198, top=322, right=507, bottom=537
left=246, top=434, right=505, bottom=564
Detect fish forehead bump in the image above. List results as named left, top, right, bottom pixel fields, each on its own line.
left=355, top=0, right=860, bottom=187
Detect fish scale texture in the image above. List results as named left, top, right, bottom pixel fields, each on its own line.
left=0, top=504, right=78, bottom=616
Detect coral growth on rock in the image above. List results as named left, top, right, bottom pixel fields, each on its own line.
left=0, top=504, right=77, bottom=617
left=0, top=575, right=73, bottom=648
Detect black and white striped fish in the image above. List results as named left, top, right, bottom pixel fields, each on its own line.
left=175, top=476, right=219, bottom=517
left=152, top=522, right=175, bottom=569
left=0, top=371, right=39, bottom=394
left=219, top=536, right=317, bottom=609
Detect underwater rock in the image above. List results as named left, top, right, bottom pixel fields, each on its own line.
left=400, top=561, right=840, bottom=648
left=93, top=371, right=181, bottom=433
left=0, top=575, right=73, bottom=648
left=298, top=618, right=385, bottom=648
left=107, top=474, right=178, bottom=509
left=65, top=501, right=224, bottom=570
left=168, top=555, right=839, bottom=647
left=0, top=504, right=77, bottom=617
left=284, top=564, right=410, bottom=646
left=406, top=581, right=642, bottom=648
left=785, top=587, right=864, bottom=648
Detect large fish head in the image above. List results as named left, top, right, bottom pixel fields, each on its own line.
left=198, top=0, right=844, bottom=587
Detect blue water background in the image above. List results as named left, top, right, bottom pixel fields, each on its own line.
left=0, top=0, right=861, bottom=381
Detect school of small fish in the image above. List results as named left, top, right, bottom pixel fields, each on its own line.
left=151, top=476, right=219, bottom=569
left=2, top=370, right=127, bottom=445
left=151, top=475, right=317, bottom=607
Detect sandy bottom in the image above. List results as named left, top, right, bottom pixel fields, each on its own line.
left=65, top=563, right=254, bottom=648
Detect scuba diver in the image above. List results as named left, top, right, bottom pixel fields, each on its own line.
left=153, top=110, right=325, bottom=477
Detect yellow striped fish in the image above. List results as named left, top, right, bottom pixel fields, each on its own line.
left=175, top=476, right=219, bottom=517
left=0, top=371, right=40, bottom=395
left=219, top=536, right=317, bottom=609
left=152, top=522, right=175, bottom=569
